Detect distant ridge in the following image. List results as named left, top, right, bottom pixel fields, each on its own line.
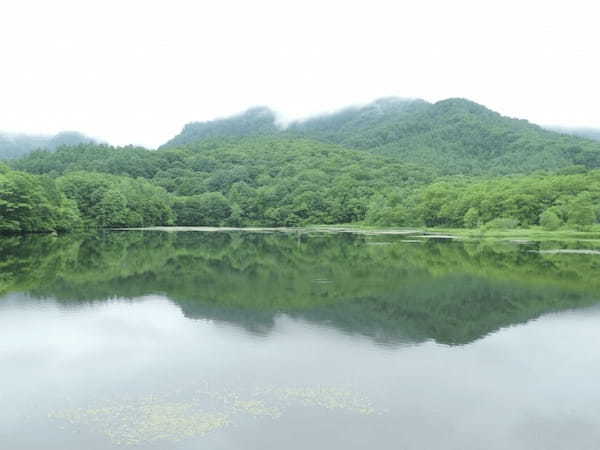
left=159, top=107, right=279, bottom=149
left=0, top=131, right=98, bottom=159
left=544, top=125, right=600, bottom=142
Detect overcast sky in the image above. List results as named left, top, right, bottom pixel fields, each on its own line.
left=1, top=0, right=598, bottom=148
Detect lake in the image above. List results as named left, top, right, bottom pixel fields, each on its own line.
left=2, top=230, right=600, bottom=449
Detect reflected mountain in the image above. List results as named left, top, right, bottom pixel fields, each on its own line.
left=1, top=230, right=600, bottom=345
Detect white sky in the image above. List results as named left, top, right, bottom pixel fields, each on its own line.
left=1, top=0, right=599, bottom=148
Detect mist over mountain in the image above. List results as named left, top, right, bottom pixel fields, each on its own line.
left=287, top=97, right=430, bottom=143
left=159, top=107, right=279, bottom=150
left=160, top=98, right=427, bottom=150
left=0, top=131, right=98, bottom=159
left=162, top=97, right=600, bottom=175
left=544, top=126, right=600, bottom=142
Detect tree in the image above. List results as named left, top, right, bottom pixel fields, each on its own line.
left=0, top=168, right=80, bottom=233
left=463, top=207, right=480, bottom=228
left=93, top=189, right=129, bottom=227
left=539, top=209, right=562, bottom=230
left=173, top=192, right=232, bottom=226
left=568, top=194, right=596, bottom=230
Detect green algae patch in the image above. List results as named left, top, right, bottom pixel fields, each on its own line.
left=49, top=402, right=229, bottom=445
left=257, top=385, right=379, bottom=416
left=232, top=399, right=282, bottom=418
left=48, top=384, right=382, bottom=445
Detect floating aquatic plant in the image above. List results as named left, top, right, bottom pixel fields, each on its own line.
left=49, top=383, right=381, bottom=446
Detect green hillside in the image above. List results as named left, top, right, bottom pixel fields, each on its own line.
left=366, top=99, right=600, bottom=174
left=4, top=97, right=600, bottom=233
left=162, top=97, right=600, bottom=175
left=10, top=138, right=430, bottom=229
left=287, top=97, right=430, bottom=145
left=160, top=107, right=279, bottom=149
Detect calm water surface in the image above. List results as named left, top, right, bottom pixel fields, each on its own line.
left=2, top=230, right=600, bottom=449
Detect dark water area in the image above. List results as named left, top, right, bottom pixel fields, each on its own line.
left=2, top=230, right=600, bottom=449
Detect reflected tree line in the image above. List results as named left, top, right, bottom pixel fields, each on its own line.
left=1, top=231, right=600, bottom=345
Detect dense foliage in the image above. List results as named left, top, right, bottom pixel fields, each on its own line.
left=368, top=170, right=600, bottom=230
left=0, top=163, right=80, bottom=233
left=57, top=172, right=174, bottom=227
left=0, top=164, right=173, bottom=232
left=160, top=107, right=280, bottom=149
left=4, top=97, right=600, bottom=232
left=10, top=137, right=431, bottom=230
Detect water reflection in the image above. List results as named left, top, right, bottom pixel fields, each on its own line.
left=3, top=231, right=600, bottom=448
left=2, top=292, right=600, bottom=449
left=2, top=231, right=600, bottom=345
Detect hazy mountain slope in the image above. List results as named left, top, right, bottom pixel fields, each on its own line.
left=160, top=98, right=600, bottom=175
left=293, top=98, right=600, bottom=174
left=368, top=99, right=600, bottom=174
left=0, top=131, right=97, bottom=159
left=160, top=98, right=429, bottom=150
left=160, top=107, right=279, bottom=149
left=545, top=126, right=600, bottom=142
left=287, top=97, right=430, bottom=146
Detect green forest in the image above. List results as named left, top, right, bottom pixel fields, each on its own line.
left=2, top=97, right=600, bottom=233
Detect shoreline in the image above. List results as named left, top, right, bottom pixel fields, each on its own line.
left=111, top=225, right=600, bottom=241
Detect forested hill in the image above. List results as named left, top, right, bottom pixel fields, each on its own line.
left=160, top=107, right=279, bottom=149
left=5, top=97, right=600, bottom=234
left=162, top=98, right=600, bottom=175
left=288, top=97, right=430, bottom=144
left=0, top=131, right=97, bottom=159
left=7, top=138, right=432, bottom=230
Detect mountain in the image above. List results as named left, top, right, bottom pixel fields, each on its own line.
left=7, top=97, right=600, bottom=232
left=544, top=126, right=600, bottom=142
left=159, top=107, right=279, bottom=149
left=288, top=97, right=430, bottom=144
left=352, top=98, right=600, bottom=174
left=0, top=131, right=98, bottom=159
left=160, top=98, right=427, bottom=149
left=161, top=98, right=600, bottom=175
